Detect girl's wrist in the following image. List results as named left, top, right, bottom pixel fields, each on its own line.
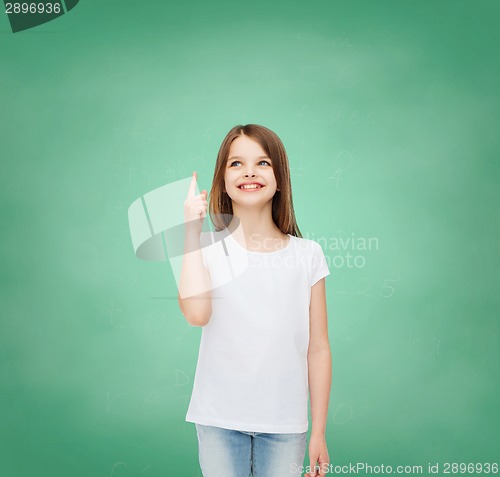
left=184, top=222, right=202, bottom=235
left=311, top=428, right=326, bottom=438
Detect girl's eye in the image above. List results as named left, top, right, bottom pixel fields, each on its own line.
left=229, top=160, right=271, bottom=167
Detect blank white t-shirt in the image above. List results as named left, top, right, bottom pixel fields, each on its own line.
left=185, top=227, right=331, bottom=433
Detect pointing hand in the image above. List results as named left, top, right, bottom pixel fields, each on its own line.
left=184, top=171, right=208, bottom=232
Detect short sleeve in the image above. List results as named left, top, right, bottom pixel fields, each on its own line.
left=310, top=241, right=330, bottom=287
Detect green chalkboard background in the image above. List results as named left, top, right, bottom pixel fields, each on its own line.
left=1, top=0, right=499, bottom=476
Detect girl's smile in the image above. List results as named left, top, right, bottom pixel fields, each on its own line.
left=238, top=182, right=264, bottom=191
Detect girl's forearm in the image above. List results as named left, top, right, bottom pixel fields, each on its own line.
left=308, top=347, right=332, bottom=436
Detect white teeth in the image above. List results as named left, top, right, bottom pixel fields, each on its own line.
left=240, top=184, right=261, bottom=189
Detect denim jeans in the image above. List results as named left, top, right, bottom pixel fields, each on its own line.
left=195, top=423, right=307, bottom=477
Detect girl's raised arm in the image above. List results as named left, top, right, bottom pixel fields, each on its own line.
left=177, top=171, right=213, bottom=326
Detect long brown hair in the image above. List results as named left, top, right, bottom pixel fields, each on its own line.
left=208, top=124, right=302, bottom=238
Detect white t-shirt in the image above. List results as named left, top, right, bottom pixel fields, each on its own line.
left=185, top=227, right=331, bottom=433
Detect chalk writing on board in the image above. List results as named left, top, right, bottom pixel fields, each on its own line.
left=332, top=402, right=354, bottom=425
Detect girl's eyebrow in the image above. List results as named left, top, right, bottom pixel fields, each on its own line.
left=227, top=155, right=271, bottom=162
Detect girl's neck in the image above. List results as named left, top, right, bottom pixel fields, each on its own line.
left=227, top=204, right=285, bottom=240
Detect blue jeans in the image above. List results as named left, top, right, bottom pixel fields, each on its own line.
left=195, top=423, right=307, bottom=477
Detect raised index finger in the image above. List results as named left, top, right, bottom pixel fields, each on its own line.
left=187, top=171, right=197, bottom=197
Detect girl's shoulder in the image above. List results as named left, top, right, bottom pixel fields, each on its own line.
left=290, top=235, right=323, bottom=253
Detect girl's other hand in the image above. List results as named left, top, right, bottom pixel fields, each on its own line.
left=184, top=171, right=208, bottom=233
left=308, top=433, right=330, bottom=476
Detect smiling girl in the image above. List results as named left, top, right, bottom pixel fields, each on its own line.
left=178, top=124, right=332, bottom=477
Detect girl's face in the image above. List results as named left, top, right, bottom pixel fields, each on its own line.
left=223, top=135, right=278, bottom=207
